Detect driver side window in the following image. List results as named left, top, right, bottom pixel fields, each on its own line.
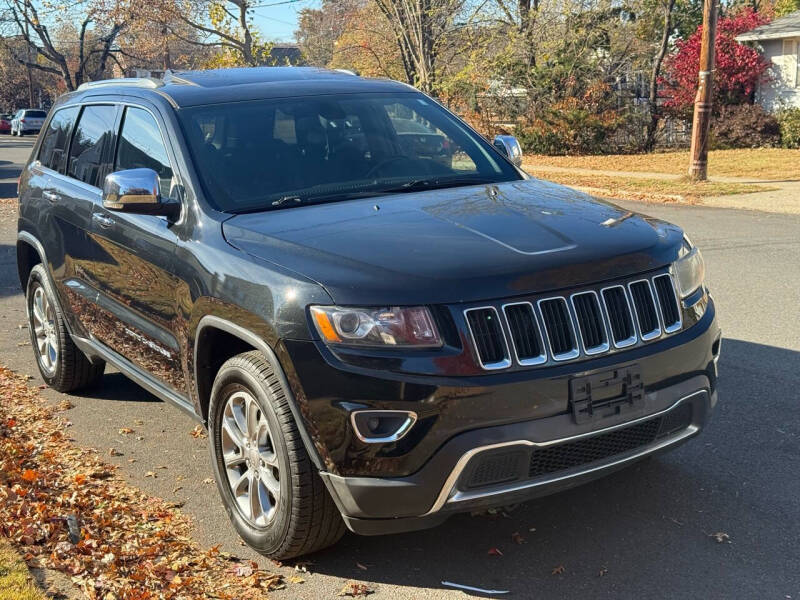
left=115, top=107, right=174, bottom=198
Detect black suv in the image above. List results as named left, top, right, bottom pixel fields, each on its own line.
left=16, top=68, right=721, bottom=559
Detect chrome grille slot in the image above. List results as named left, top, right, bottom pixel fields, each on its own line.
left=538, top=298, right=579, bottom=360
left=571, top=291, right=609, bottom=354
left=602, top=286, right=637, bottom=348
left=503, top=302, right=546, bottom=365
left=464, top=307, right=510, bottom=370
left=653, top=274, right=682, bottom=333
left=628, top=280, right=661, bottom=340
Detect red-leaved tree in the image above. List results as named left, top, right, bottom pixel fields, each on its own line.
left=660, top=8, right=772, bottom=114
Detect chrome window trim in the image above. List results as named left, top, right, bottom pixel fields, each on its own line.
left=463, top=306, right=512, bottom=370
left=501, top=301, right=547, bottom=366
left=349, top=410, right=418, bottom=444
left=422, top=390, right=706, bottom=516
left=627, top=279, right=662, bottom=341
left=653, top=273, right=683, bottom=334
left=600, top=284, right=638, bottom=348
left=536, top=297, right=580, bottom=361
left=569, top=290, right=610, bottom=355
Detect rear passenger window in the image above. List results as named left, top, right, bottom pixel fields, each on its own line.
left=68, top=105, right=116, bottom=187
left=38, top=107, right=78, bottom=172
left=115, top=107, right=173, bottom=197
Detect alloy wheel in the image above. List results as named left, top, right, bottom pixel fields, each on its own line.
left=220, top=390, right=281, bottom=527
left=31, top=285, right=58, bottom=375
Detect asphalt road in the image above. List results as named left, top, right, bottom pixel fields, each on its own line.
left=1, top=138, right=799, bottom=599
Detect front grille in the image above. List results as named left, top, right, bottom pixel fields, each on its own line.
left=528, top=417, right=662, bottom=478
left=539, top=298, right=578, bottom=359
left=464, top=272, right=682, bottom=371
left=504, top=303, right=546, bottom=364
left=629, top=280, right=661, bottom=339
left=602, top=286, right=636, bottom=347
left=653, top=274, right=681, bottom=332
left=465, top=307, right=509, bottom=369
left=571, top=292, right=608, bottom=353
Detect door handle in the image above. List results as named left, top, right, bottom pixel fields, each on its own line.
left=92, top=213, right=115, bottom=228
left=43, top=190, right=60, bottom=203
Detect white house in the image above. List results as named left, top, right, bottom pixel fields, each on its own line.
left=737, top=11, right=800, bottom=111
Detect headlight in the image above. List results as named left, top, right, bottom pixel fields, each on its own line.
left=310, top=306, right=442, bottom=348
left=673, top=236, right=705, bottom=298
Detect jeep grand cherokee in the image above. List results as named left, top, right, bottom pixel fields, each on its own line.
left=16, top=67, right=721, bottom=559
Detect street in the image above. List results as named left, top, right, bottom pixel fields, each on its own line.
left=1, top=138, right=798, bottom=599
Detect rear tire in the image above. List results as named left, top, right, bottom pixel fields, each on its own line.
left=208, top=350, right=345, bottom=559
left=26, top=264, right=105, bottom=392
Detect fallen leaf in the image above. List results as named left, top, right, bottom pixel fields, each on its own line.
left=338, top=581, right=373, bottom=597
left=21, top=469, right=37, bottom=482
left=118, top=427, right=134, bottom=435
left=74, top=473, right=87, bottom=485
left=109, top=448, right=123, bottom=456
left=145, top=471, right=156, bottom=478
left=191, top=425, right=207, bottom=438
left=203, top=477, right=214, bottom=484
left=598, top=567, right=608, bottom=577
left=710, top=532, right=731, bottom=544
left=511, top=531, right=525, bottom=545
left=289, top=575, right=305, bottom=584
left=552, top=565, right=566, bottom=575
left=356, top=562, right=368, bottom=570
left=487, top=547, right=503, bottom=556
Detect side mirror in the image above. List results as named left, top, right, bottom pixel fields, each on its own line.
left=102, top=168, right=179, bottom=218
left=493, top=135, right=523, bottom=168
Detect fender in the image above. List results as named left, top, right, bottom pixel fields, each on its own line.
left=194, top=315, right=325, bottom=471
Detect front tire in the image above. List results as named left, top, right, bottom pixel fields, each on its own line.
left=208, top=351, right=345, bottom=559
left=26, top=264, right=105, bottom=392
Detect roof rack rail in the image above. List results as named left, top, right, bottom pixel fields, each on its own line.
left=162, top=70, right=199, bottom=86
left=76, top=78, right=163, bottom=91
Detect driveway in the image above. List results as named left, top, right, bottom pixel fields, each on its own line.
left=1, top=139, right=799, bottom=598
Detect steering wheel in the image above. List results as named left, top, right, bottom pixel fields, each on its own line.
left=365, top=155, right=417, bottom=178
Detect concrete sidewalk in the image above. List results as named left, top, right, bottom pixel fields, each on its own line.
left=528, top=165, right=800, bottom=215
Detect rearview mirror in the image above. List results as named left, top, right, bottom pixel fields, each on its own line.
left=493, top=135, right=523, bottom=168
left=102, top=168, right=179, bottom=218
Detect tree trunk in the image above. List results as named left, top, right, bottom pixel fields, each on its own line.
left=644, top=0, right=676, bottom=152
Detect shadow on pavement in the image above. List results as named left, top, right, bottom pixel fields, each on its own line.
left=289, top=338, right=799, bottom=598
left=0, top=244, right=20, bottom=298
left=78, top=372, right=162, bottom=404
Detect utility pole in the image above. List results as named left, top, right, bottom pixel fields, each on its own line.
left=23, top=2, right=35, bottom=107
left=688, top=0, right=719, bottom=181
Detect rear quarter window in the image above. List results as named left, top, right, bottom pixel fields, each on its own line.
left=38, top=107, right=79, bottom=172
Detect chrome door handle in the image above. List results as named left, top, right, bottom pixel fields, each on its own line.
left=92, top=213, right=115, bottom=228
left=43, top=190, right=60, bottom=203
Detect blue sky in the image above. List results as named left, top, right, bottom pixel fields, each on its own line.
left=251, top=0, right=321, bottom=42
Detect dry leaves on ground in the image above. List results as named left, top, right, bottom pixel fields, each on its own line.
left=0, top=365, right=283, bottom=599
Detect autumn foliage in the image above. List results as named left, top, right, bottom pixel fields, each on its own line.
left=660, top=8, right=773, bottom=113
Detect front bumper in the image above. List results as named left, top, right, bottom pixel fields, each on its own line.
left=279, top=297, right=720, bottom=535
left=323, top=382, right=713, bottom=535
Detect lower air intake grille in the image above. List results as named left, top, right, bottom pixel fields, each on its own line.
left=464, top=450, right=525, bottom=489
left=528, top=417, right=662, bottom=478
left=629, top=281, right=660, bottom=338
left=653, top=274, right=681, bottom=331
left=539, top=298, right=577, bottom=358
left=465, top=308, right=508, bottom=368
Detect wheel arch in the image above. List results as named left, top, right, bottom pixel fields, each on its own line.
left=16, top=231, right=47, bottom=290
left=194, top=315, right=324, bottom=471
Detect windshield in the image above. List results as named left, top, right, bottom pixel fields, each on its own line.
left=178, top=93, right=521, bottom=212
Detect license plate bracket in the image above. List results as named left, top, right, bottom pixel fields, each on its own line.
left=569, top=365, right=643, bottom=425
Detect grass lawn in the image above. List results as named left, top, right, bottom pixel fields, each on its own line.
left=524, top=148, right=800, bottom=181
left=527, top=171, right=775, bottom=203
left=0, top=539, right=46, bottom=600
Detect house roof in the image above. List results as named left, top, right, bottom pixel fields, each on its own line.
left=736, top=10, right=800, bottom=41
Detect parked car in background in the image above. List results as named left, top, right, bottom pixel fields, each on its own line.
left=0, top=114, right=12, bottom=134
left=16, top=67, right=720, bottom=560
left=11, top=109, right=47, bottom=136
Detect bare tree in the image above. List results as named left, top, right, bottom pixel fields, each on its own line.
left=645, top=0, right=677, bottom=150
left=2, top=0, right=125, bottom=91
left=370, top=0, right=471, bottom=93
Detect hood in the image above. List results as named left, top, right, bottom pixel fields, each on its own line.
left=222, top=179, right=684, bottom=305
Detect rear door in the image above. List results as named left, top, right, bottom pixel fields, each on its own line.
left=84, top=104, right=187, bottom=394
left=44, top=103, right=119, bottom=337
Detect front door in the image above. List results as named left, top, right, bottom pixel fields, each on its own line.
left=84, top=104, right=187, bottom=395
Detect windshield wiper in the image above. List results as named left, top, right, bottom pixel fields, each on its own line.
left=271, top=195, right=303, bottom=207
left=378, top=176, right=498, bottom=194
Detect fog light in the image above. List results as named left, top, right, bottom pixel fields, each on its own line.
left=350, top=410, right=417, bottom=443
